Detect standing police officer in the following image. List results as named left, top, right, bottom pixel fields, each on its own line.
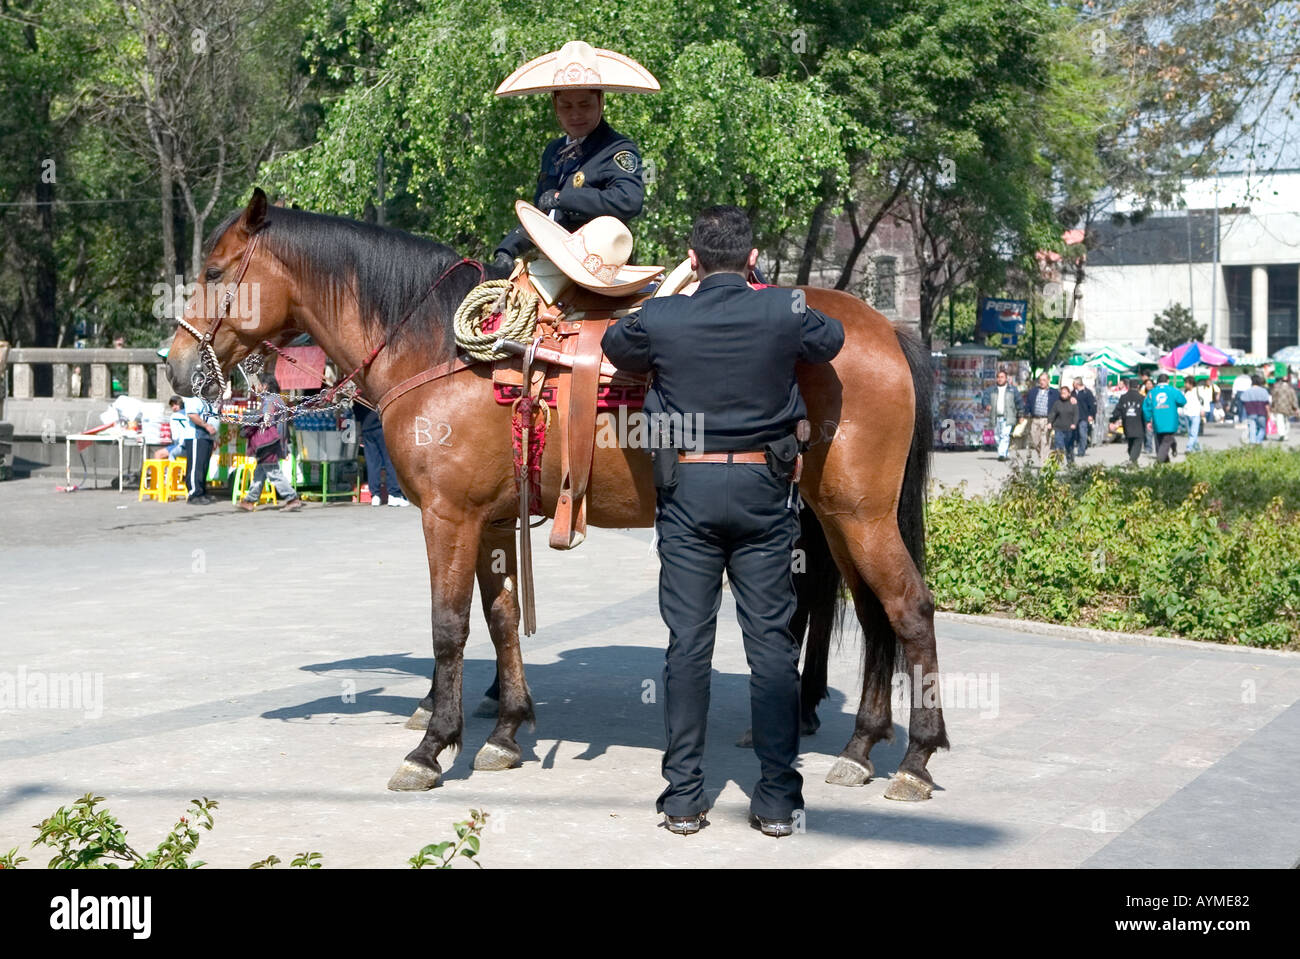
left=601, top=206, right=844, bottom=837
left=492, top=41, right=657, bottom=269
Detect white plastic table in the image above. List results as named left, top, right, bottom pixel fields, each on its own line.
left=65, top=430, right=148, bottom=492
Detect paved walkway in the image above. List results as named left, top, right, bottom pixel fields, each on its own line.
left=930, top=419, right=1299, bottom=497
left=1, top=470, right=1297, bottom=868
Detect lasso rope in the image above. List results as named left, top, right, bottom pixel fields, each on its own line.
left=454, top=280, right=539, bottom=361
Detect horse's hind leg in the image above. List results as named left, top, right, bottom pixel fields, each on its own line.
left=387, top=507, right=482, bottom=791
left=823, top=519, right=948, bottom=799
left=470, top=525, right=534, bottom=771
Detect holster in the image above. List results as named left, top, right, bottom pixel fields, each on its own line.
left=651, top=446, right=678, bottom=491
left=764, top=433, right=801, bottom=482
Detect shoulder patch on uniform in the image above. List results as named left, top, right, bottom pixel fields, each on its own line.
left=613, top=150, right=639, bottom=173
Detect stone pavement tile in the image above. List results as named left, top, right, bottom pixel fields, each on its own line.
left=1155, top=729, right=1254, bottom=770
left=1084, top=700, right=1300, bottom=869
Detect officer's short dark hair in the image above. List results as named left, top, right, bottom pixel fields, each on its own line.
left=690, top=206, right=752, bottom=274
left=1157, top=373, right=1169, bottom=383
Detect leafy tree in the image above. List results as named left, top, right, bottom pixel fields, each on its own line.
left=1147, top=303, right=1205, bottom=351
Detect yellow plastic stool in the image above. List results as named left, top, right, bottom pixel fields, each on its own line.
left=163, top=459, right=188, bottom=502
left=230, top=457, right=278, bottom=505
left=138, top=459, right=170, bottom=502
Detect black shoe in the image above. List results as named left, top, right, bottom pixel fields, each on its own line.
left=997, top=455, right=1007, bottom=461
left=187, top=496, right=206, bottom=505
left=663, top=812, right=706, bottom=836
left=749, top=812, right=795, bottom=838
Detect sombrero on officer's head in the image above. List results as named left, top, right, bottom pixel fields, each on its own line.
left=516, top=200, right=662, bottom=296
left=495, top=41, right=660, bottom=96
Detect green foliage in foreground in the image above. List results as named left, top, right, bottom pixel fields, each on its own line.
left=0, top=795, right=487, bottom=869
left=926, top=447, right=1300, bottom=648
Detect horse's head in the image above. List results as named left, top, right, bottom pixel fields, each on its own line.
left=166, top=188, right=294, bottom=401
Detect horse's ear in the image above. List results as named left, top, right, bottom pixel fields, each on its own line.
left=241, top=187, right=269, bottom=234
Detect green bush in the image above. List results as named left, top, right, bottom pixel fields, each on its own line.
left=1, top=794, right=488, bottom=869
left=926, top=448, right=1300, bottom=648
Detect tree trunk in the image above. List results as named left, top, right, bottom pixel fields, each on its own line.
left=1042, top=258, right=1086, bottom=371
left=795, top=179, right=833, bottom=286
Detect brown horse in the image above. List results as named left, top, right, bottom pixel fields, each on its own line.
left=167, top=189, right=948, bottom=802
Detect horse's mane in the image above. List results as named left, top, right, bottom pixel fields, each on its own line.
left=207, top=206, right=490, bottom=360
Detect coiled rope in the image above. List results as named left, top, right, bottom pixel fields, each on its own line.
left=454, top=280, right=539, bottom=361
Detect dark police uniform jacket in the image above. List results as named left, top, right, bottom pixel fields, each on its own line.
left=600, top=273, right=845, bottom=451
left=496, top=119, right=645, bottom=259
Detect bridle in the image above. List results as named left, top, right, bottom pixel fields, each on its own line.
left=173, top=230, right=263, bottom=398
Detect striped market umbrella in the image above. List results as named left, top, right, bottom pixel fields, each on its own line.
left=1160, top=340, right=1231, bottom=370
left=1087, top=347, right=1138, bottom=374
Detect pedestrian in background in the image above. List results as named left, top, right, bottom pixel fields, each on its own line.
left=1270, top=373, right=1297, bottom=440
left=183, top=394, right=219, bottom=504
left=1111, top=378, right=1148, bottom=465
left=237, top=377, right=301, bottom=512
left=1143, top=373, right=1186, bottom=463
left=1071, top=376, right=1096, bottom=458
left=1237, top=374, right=1271, bottom=444
left=356, top=403, right=410, bottom=507
left=1139, top=371, right=1156, bottom=453
left=983, top=369, right=1022, bottom=462
left=1023, top=372, right=1055, bottom=466
left=1183, top=376, right=1207, bottom=452
left=1048, top=383, right=1078, bottom=466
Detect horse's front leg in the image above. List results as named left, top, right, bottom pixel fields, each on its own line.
left=387, top=502, right=485, bottom=791
left=470, top=524, right=534, bottom=770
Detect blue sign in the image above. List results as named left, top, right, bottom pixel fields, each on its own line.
left=978, top=298, right=1027, bottom=345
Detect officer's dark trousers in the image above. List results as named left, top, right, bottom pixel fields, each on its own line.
left=654, top=462, right=804, bottom=820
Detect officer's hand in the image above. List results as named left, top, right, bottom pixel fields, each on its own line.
left=491, top=250, right=514, bottom=272
left=537, top=190, right=562, bottom=212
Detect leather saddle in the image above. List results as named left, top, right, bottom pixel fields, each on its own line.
left=493, top=267, right=660, bottom=550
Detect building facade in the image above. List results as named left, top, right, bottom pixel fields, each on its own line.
left=1078, top=169, right=1300, bottom=357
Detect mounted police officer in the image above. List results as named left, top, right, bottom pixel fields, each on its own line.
left=601, top=206, right=845, bottom=837
left=492, top=41, right=658, bottom=270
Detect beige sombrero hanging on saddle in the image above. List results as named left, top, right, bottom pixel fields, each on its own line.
left=516, top=200, right=662, bottom=296
left=495, top=41, right=660, bottom=96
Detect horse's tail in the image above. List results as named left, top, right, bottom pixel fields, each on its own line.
left=894, top=323, right=932, bottom=574
left=796, top=323, right=931, bottom=709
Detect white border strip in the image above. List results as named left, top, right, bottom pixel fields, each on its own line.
left=936, top=611, right=1300, bottom=659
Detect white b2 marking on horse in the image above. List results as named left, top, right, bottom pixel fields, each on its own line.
left=414, top=417, right=432, bottom=446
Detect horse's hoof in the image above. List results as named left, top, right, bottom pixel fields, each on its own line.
left=473, top=741, right=521, bottom=771
left=883, top=770, right=933, bottom=802
left=800, top=716, right=820, bottom=737
left=404, top=706, right=433, bottom=730
left=386, top=759, right=441, bottom=791
left=825, top=756, right=873, bottom=787
left=735, top=728, right=753, bottom=748
left=472, top=696, right=499, bottom=719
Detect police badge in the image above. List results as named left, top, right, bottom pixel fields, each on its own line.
left=573, top=171, right=585, bottom=188
left=613, top=151, right=639, bottom=174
